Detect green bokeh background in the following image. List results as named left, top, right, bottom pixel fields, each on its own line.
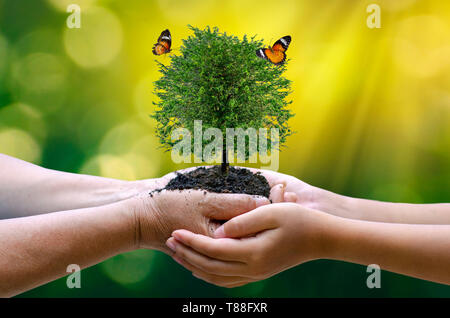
left=0, top=0, right=449, bottom=297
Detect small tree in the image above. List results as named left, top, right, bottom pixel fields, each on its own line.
left=152, top=26, right=293, bottom=173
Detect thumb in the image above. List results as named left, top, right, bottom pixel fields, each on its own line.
left=214, top=205, right=278, bottom=238
left=201, top=193, right=270, bottom=220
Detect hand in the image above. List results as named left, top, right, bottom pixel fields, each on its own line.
left=131, top=166, right=209, bottom=194
left=127, top=167, right=295, bottom=255
left=127, top=169, right=189, bottom=194
left=128, top=189, right=270, bottom=254
left=135, top=167, right=311, bottom=205
left=166, top=202, right=333, bottom=288
left=253, top=169, right=450, bottom=224
left=248, top=168, right=329, bottom=210
left=247, top=168, right=356, bottom=220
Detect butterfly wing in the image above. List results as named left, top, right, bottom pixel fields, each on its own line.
left=272, top=35, right=291, bottom=52
left=153, top=43, right=168, bottom=55
left=256, top=35, right=291, bottom=65
left=264, top=49, right=286, bottom=65
left=152, top=29, right=172, bottom=55
left=256, top=48, right=267, bottom=60
left=158, top=29, right=171, bottom=48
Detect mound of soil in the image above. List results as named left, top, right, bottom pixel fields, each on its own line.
left=159, top=166, right=270, bottom=198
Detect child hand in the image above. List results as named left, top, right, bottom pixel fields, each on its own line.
left=166, top=202, right=333, bottom=288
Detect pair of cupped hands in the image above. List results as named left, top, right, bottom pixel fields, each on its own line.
left=129, top=166, right=327, bottom=288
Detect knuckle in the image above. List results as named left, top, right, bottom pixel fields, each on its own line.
left=200, top=195, right=222, bottom=217
left=243, top=195, right=255, bottom=209
left=198, top=194, right=211, bottom=208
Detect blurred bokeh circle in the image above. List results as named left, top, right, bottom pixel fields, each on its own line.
left=63, top=6, right=123, bottom=68
left=101, top=250, right=155, bottom=286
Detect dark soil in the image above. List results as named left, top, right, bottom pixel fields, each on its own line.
left=157, top=166, right=270, bottom=198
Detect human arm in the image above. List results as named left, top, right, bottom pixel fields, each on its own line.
left=0, top=200, right=135, bottom=297
left=0, top=188, right=269, bottom=297
left=167, top=203, right=450, bottom=287
left=257, top=169, right=450, bottom=224
left=0, top=154, right=162, bottom=218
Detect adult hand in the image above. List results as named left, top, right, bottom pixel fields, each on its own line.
left=129, top=166, right=286, bottom=254
left=129, top=189, right=270, bottom=254
left=166, top=202, right=333, bottom=288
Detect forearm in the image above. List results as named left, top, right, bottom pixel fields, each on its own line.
left=322, top=216, right=450, bottom=285
left=0, top=200, right=136, bottom=297
left=314, top=187, right=450, bottom=224
left=0, top=154, right=157, bottom=218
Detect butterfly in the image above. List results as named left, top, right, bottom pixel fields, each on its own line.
left=152, top=29, right=172, bottom=56
left=256, top=35, right=291, bottom=65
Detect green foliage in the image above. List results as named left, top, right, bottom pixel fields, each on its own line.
left=152, top=25, right=293, bottom=161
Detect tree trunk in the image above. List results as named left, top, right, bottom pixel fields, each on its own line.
left=221, top=144, right=229, bottom=174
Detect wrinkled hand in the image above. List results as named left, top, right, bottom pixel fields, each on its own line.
left=139, top=167, right=316, bottom=206
left=166, top=201, right=332, bottom=288
left=131, top=167, right=319, bottom=259
left=128, top=188, right=270, bottom=254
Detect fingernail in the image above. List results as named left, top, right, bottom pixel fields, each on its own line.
left=255, top=196, right=270, bottom=207
left=172, top=231, right=186, bottom=242
left=166, top=239, right=177, bottom=252
left=214, top=225, right=226, bottom=238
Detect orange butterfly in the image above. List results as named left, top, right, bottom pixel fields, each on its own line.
left=256, top=35, right=291, bottom=65
left=152, top=29, right=172, bottom=56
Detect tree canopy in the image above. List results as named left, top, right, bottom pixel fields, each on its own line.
left=152, top=25, right=293, bottom=166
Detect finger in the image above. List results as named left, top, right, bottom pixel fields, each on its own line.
left=176, top=257, right=252, bottom=288
left=168, top=238, right=246, bottom=276
left=269, top=183, right=286, bottom=203
left=284, top=191, right=298, bottom=202
left=192, top=270, right=254, bottom=288
left=172, top=254, right=248, bottom=287
left=171, top=230, right=250, bottom=261
left=199, top=193, right=270, bottom=220
left=214, top=205, right=278, bottom=238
